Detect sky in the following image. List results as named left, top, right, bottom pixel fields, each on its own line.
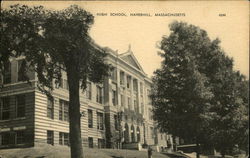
left=2, top=1, right=249, bottom=78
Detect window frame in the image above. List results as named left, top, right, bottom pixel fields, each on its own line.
left=114, top=115, right=119, bottom=131
left=112, top=90, right=117, bottom=106
left=47, top=130, right=54, bottom=145
left=0, top=97, right=11, bottom=120
left=59, top=99, right=69, bottom=122
left=88, top=137, right=94, bottom=148
left=59, top=132, right=69, bottom=146
left=97, top=112, right=104, bottom=130
left=88, top=109, right=93, bottom=128
left=96, top=86, right=103, bottom=104
left=47, top=96, right=54, bottom=119
left=16, top=95, right=26, bottom=118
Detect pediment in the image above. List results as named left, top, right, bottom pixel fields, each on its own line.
left=119, top=52, right=144, bottom=72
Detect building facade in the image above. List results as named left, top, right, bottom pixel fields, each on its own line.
left=0, top=46, right=172, bottom=150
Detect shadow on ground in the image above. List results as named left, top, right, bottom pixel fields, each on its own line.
left=162, top=152, right=191, bottom=158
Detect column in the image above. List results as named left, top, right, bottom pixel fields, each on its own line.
left=117, top=69, right=121, bottom=107
left=138, top=80, right=141, bottom=114
left=131, top=77, right=134, bottom=111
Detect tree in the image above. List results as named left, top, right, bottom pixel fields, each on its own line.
left=151, top=21, right=214, bottom=158
left=1, top=4, right=110, bottom=158
left=151, top=21, right=248, bottom=158
left=209, top=72, right=249, bottom=157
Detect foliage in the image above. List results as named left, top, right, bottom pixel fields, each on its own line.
left=151, top=21, right=248, bottom=157
left=1, top=4, right=110, bottom=158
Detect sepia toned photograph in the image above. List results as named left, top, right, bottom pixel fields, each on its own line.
left=0, top=1, right=249, bottom=158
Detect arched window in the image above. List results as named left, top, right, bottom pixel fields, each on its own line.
left=124, top=123, right=129, bottom=143
left=136, top=126, right=140, bottom=142
left=131, top=125, right=135, bottom=142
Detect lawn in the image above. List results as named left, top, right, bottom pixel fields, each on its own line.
left=0, top=145, right=172, bottom=158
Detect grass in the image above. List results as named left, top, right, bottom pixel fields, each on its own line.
left=0, top=145, right=172, bottom=158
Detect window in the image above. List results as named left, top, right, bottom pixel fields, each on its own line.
left=17, top=59, right=26, bottom=82
left=96, top=86, right=103, bottom=104
left=150, top=127, right=154, bottom=139
left=88, top=109, right=93, bottom=128
left=86, top=82, right=92, bottom=100
left=59, top=132, right=69, bottom=146
left=16, top=95, right=25, bottom=118
left=15, top=130, right=25, bottom=144
left=112, top=90, right=117, bottom=106
left=120, top=71, right=125, bottom=85
left=1, top=132, right=11, bottom=145
left=0, top=97, right=11, bottom=120
left=114, top=115, right=119, bottom=131
left=47, top=97, right=54, bottom=119
left=97, top=112, right=104, bottom=130
left=126, top=76, right=131, bottom=89
left=98, top=139, right=105, bottom=148
left=59, top=99, right=69, bottom=122
left=47, top=130, right=54, bottom=145
left=127, top=97, right=131, bottom=110
left=120, top=94, right=124, bottom=106
left=3, top=62, right=11, bottom=84
left=88, top=137, right=93, bottom=148
left=0, top=131, right=26, bottom=145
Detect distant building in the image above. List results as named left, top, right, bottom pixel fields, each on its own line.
left=0, top=45, right=172, bottom=150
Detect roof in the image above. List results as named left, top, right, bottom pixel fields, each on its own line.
left=118, top=45, right=145, bottom=73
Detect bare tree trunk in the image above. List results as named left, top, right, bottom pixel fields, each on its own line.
left=196, top=142, right=200, bottom=158
left=221, top=150, right=225, bottom=158
left=67, top=67, right=84, bottom=158
left=173, top=135, right=177, bottom=152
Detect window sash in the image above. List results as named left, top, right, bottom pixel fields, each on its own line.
left=47, top=131, right=54, bottom=145
left=88, top=137, right=93, bottom=148
left=1, top=97, right=10, bottom=120
left=59, top=100, right=69, bottom=122
left=88, top=110, right=93, bottom=128
left=59, top=132, right=69, bottom=146
left=64, top=102, right=69, bottom=122
left=47, top=97, right=54, bottom=119
left=112, top=90, right=116, bottom=105
left=64, top=133, right=69, bottom=146
left=96, top=86, right=103, bottom=104
left=1, top=132, right=11, bottom=145
left=16, top=95, right=25, bottom=118
left=16, top=131, right=25, bottom=144
left=97, top=112, right=104, bottom=130
left=59, top=132, right=63, bottom=145
left=59, top=102, right=63, bottom=121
